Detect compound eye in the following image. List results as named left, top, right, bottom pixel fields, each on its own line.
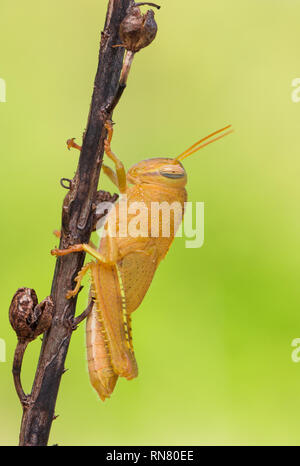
left=160, top=172, right=184, bottom=179
left=159, top=166, right=185, bottom=179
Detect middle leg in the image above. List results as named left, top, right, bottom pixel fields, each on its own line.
left=51, top=243, right=115, bottom=264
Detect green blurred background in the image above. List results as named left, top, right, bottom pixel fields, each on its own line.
left=1, top=0, right=300, bottom=446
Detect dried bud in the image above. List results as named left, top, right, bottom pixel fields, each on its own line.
left=9, top=288, right=54, bottom=341
left=92, top=190, right=119, bottom=231
left=120, top=5, right=158, bottom=53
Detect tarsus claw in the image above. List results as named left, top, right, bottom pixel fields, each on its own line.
left=67, top=138, right=82, bottom=151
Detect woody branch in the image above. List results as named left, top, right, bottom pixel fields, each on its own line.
left=9, top=0, right=159, bottom=446
left=10, top=0, right=131, bottom=446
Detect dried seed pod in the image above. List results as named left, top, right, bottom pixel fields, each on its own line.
left=92, top=190, right=119, bottom=231
left=9, top=288, right=54, bottom=341
left=119, top=6, right=158, bottom=53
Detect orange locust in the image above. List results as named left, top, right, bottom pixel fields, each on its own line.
left=51, top=121, right=232, bottom=400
